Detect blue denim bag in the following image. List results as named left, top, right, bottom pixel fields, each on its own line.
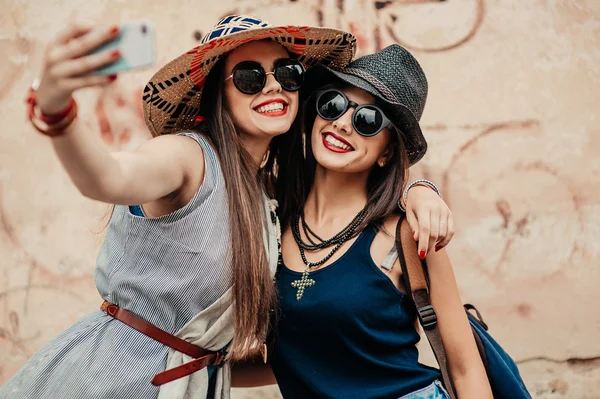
left=466, top=305, right=531, bottom=398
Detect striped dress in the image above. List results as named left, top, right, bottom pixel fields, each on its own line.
left=0, top=133, right=232, bottom=399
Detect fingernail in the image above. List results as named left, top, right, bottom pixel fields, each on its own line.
left=419, top=250, right=426, bottom=260
left=110, top=50, right=120, bottom=58
left=108, top=74, right=118, bottom=81
left=109, top=26, right=119, bottom=35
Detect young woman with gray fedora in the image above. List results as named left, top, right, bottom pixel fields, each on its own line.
left=236, top=45, right=493, bottom=398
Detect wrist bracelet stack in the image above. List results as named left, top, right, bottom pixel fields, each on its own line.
left=26, top=80, right=78, bottom=137
left=397, top=179, right=441, bottom=213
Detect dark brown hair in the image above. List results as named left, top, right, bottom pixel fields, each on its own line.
left=100, top=55, right=294, bottom=359
left=275, top=80, right=411, bottom=232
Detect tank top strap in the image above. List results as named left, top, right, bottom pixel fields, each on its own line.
left=165, top=132, right=223, bottom=218
left=357, top=225, right=399, bottom=272
left=176, top=132, right=220, bottom=193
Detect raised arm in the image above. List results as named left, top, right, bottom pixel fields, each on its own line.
left=52, top=132, right=204, bottom=205
left=33, top=23, right=204, bottom=206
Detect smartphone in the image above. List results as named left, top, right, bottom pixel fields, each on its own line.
left=91, top=21, right=155, bottom=75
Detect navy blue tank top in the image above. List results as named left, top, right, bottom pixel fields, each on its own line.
left=271, top=227, right=440, bottom=399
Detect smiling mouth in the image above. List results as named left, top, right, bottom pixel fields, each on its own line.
left=253, top=101, right=288, bottom=117
left=322, top=132, right=354, bottom=152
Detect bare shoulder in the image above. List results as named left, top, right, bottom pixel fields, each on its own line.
left=380, top=214, right=402, bottom=238
left=374, top=214, right=415, bottom=255
left=135, top=133, right=205, bottom=160
left=371, top=214, right=402, bottom=260
left=136, top=133, right=206, bottom=182
left=135, top=133, right=209, bottom=214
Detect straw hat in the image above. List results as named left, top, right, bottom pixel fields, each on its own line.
left=143, top=15, right=357, bottom=136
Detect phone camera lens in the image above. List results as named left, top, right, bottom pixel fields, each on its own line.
left=141, top=24, right=147, bottom=34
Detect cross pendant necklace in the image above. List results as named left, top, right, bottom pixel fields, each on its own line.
left=290, top=264, right=315, bottom=300
left=290, top=242, right=342, bottom=301
left=290, top=209, right=365, bottom=301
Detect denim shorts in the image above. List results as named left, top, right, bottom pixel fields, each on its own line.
left=398, top=380, right=450, bottom=399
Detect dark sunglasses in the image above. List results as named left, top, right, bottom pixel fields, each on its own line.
left=224, top=58, right=305, bottom=95
left=315, top=89, right=392, bottom=137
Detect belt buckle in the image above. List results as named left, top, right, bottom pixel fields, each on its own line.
left=100, top=301, right=119, bottom=317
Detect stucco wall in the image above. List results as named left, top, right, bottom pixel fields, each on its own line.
left=1, top=1, right=599, bottom=397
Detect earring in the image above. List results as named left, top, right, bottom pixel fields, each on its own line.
left=260, top=148, right=271, bottom=169
left=378, top=159, right=386, bottom=167
left=302, top=133, right=307, bottom=160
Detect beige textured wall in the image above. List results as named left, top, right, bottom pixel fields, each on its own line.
left=1, top=1, right=599, bottom=398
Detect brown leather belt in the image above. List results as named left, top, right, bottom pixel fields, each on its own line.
left=101, top=301, right=224, bottom=386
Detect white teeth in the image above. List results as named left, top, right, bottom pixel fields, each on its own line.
left=255, top=102, right=285, bottom=113
left=325, top=134, right=352, bottom=150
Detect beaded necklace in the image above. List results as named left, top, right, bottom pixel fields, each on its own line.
left=290, top=208, right=366, bottom=300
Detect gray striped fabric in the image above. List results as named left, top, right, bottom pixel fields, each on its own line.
left=0, top=133, right=232, bottom=399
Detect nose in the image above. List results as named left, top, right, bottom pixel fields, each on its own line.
left=262, top=71, right=282, bottom=95
left=332, top=108, right=354, bottom=135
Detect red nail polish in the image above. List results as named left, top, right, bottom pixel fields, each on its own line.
left=110, top=50, right=120, bottom=58
left=109, top=26, right=119, bottom=35
left=108, top=74, right=118, bottom=81
left=419, top=250, right=426, bottom=260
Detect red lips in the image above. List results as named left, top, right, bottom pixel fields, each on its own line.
left=322, top=132, right=354, bottom=153
left=253, top=98, right=288, bottom=117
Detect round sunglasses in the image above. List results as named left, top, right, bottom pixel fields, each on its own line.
left=224, top=58, right=305, bottom=95
left=315, top=89, right=392, bottom=137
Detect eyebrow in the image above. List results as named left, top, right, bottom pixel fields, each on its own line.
left=266, top=57, right=289, bottom=70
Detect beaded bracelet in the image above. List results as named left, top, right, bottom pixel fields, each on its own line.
left=397, top=179, right=441, bottom=213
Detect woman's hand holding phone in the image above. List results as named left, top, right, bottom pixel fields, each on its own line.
left=90, top=22, right=154, bottom=76
left=35, top=21, right=155, bottom=116
left=35, top=24, right=122, bottom=115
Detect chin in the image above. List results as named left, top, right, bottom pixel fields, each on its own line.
left=262, top=123, right=294, bottom=137
left=313, top=153, right=350, bottom=172
left=249, top=117, right=293, bottom=136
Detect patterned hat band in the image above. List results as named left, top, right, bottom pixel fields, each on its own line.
left=339, top=67, right=400, bottom=104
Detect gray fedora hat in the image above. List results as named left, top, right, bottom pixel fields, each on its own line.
left=310, top=44, right=428, bottom=165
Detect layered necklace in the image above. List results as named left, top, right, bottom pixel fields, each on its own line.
left=290, top=208, right=367, bottom=300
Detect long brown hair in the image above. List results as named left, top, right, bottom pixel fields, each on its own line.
left=275, top=80, right=411, bottom=232
left=100, top=54, right=294, bottom=358
left=199, top=56, right=294, bottom=359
